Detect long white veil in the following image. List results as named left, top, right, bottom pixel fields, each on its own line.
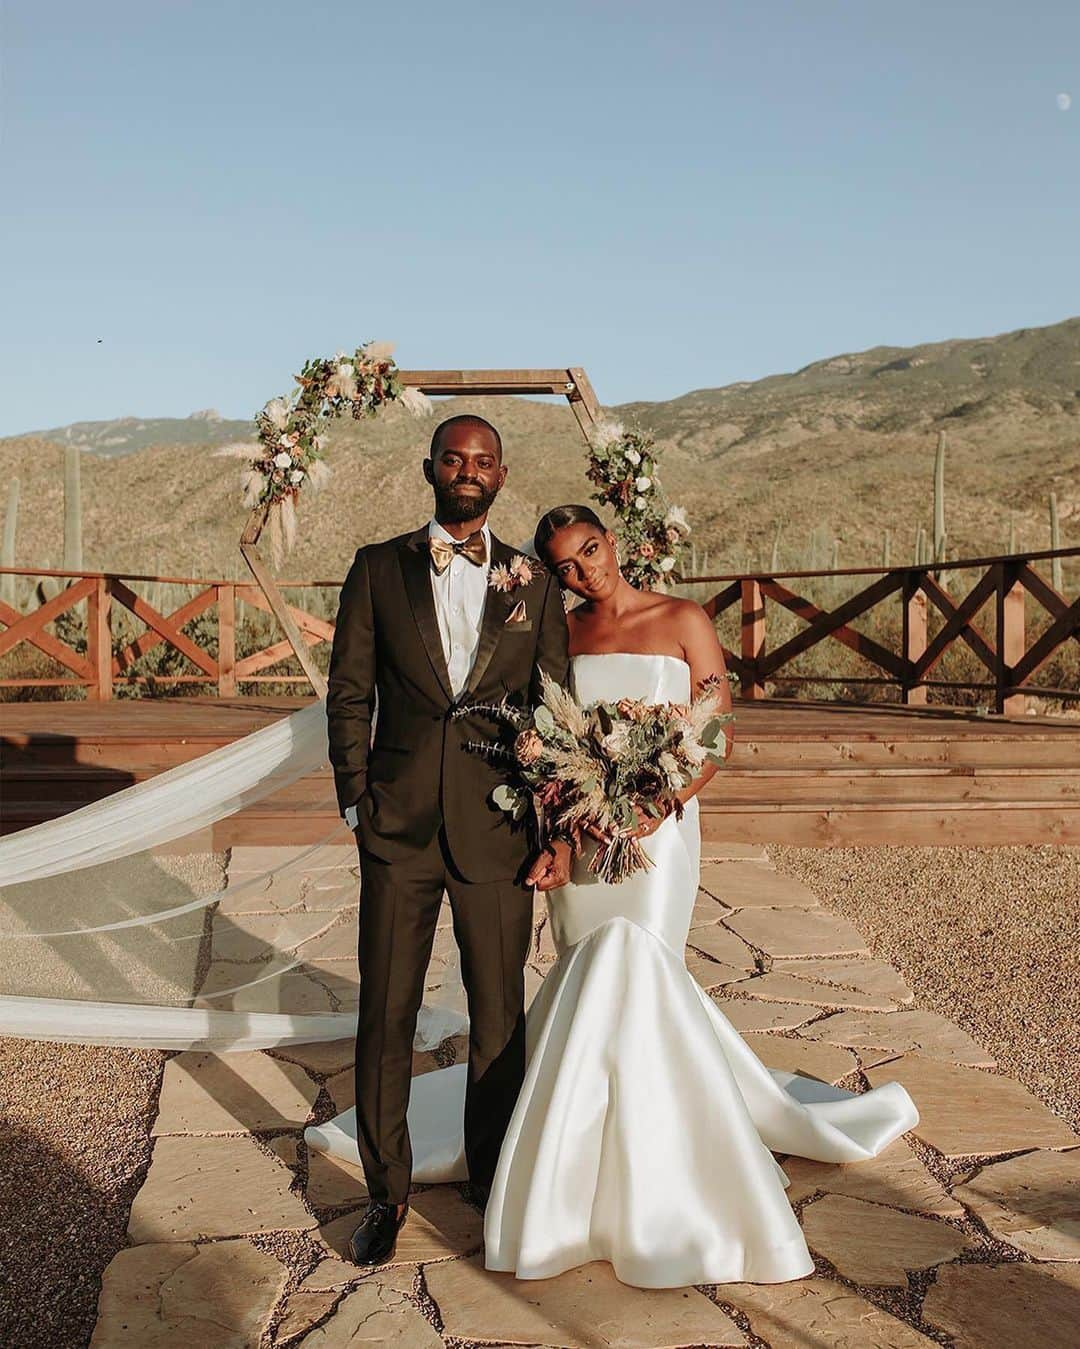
left=0, top=697, right=467, bottom=1052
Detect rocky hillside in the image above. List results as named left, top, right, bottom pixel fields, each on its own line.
left=17, top=409, right=254, bottom=458
left=1, top=318, right=1078, bottom=585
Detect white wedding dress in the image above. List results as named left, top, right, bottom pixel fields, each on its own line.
left=305, top=653, right=919, bottom=1286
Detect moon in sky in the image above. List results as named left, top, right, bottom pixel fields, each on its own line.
left=1056, top=92, right=1071, bottom=111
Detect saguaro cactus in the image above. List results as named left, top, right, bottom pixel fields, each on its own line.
left=770, top=521, right=783, bottom=573
left=1, top=476, right=19, bottom=607
left=63, top=444, right=83, bottom=571
left=1050, top=491, right=1063, bottom=592
left=806, top=523, right=829, bottom=572
left=915, top=523, right=927, bottom=566
left=930, top=430, right=949, bottom=585
left=829, top=537, right=841, bottom=601
left=881, top=528, right=891, bottom=569
left=933, top=432, right=946, bottom=560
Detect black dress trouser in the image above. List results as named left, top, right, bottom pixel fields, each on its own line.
left=353, top=826, right=534, bottom=1205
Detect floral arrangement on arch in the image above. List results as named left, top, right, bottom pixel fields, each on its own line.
left=584, top=419, right=691, bottom=589
left=218, top=340, right=431, bottom=567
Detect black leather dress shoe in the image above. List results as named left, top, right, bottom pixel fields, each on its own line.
left=347, top=1201, right=409, bottom=1266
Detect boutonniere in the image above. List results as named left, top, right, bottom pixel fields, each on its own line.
left=488, top=553, right=540, bottom=594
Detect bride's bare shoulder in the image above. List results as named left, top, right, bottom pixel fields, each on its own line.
left=644, top=591, right=711, bottom=635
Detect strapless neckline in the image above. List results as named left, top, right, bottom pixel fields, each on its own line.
left=569, top=652, right=690, bottom=673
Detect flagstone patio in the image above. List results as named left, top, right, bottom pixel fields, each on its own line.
left=89, top=842, right=1080, bottom=1348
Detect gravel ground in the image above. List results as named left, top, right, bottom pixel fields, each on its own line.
left=767, top=842, right=1080, bottom=1132
left=0, top=1038, right=165, bottom=1349
left=0, top=849, right=222, bottom=1348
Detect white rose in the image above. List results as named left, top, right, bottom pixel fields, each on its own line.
left=273, top=451, right=292, bottom=468
left=337, top=361, right=355, bottom=377
left=659, top=556, right=676, bottom=572
left=634, top=495, right=648, bottom=511
left=600, top=723, right=633, bottom=759
left=635, top=476, right=652, bottom=492
left=625, top=448, right=641, bottom=466
left=658, top=751, right=685, bottom=789
left=289, top=468, right=305, bottom=484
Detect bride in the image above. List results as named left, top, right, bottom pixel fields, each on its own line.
left=306, top=504, right=919, bottom=1287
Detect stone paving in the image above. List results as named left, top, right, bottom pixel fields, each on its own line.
left=89, top=842, right=1080, bottom=1348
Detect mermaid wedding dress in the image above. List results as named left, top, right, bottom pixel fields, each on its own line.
left=305, top=653, right=918, bottom=1286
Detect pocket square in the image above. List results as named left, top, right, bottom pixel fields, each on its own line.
left=504, top=599, right=529, bottom=625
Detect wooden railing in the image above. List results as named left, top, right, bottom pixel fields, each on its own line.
left=696, top=546, right=1080, bottom=715
left=0, top=567, right=338, bottom=698
left=1, top=546, right=1078, bottom=711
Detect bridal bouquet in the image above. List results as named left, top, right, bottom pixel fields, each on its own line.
left=455, top=671, right=734, bottom=883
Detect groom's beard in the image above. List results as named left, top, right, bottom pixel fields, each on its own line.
left=433, top=479, right=500, bottom=524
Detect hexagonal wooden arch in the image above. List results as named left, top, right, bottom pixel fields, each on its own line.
left=239, top=367, right=603, bottom=695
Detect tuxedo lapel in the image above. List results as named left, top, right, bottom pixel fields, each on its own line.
left=399, top=527, right=454, bottom=704
left=462, top=534, right=518, bottom=699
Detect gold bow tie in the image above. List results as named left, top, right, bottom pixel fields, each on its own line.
left=428, top=530, right=488, bottom=574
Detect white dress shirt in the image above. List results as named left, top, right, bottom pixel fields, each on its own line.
left=346, top=517, right=491, bottom=830
left=427, top=515, right=492, bottom=698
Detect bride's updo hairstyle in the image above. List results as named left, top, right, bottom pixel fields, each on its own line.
left=534, top=504, right=606, bottom=560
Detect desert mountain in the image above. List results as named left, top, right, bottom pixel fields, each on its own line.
left=1, top=317, right=1077, bottom=584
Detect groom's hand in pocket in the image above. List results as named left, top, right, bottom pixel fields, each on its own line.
left=527, top=839, right=572, bottom=891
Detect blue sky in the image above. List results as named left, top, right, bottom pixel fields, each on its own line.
left=1, top=0, right=1077, bottom=435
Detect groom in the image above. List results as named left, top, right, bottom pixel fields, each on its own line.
left=326, top=413, right=573, bottom=1265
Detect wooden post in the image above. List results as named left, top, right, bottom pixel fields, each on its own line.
left=995, top=560, right=1027, bottom=715
left=740, top=577, right=766, bottom=699
left=902, top=570, right=928, bottom=705
left=240, top=533, right=328, bottom=699
left=217, top=583, right=236, bottom=696
left=86, top=575, right=112, bottom=701
left=566, top=367, right=601, bottom=439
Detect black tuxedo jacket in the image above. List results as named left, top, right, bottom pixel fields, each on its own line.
left=326, top=524, right=570, bottom=882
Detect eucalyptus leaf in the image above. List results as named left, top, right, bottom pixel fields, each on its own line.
left=534, top=705, right=555, bottom=735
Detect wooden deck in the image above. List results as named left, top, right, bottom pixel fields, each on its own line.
left=3, top=695, right=1079, bottom=847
